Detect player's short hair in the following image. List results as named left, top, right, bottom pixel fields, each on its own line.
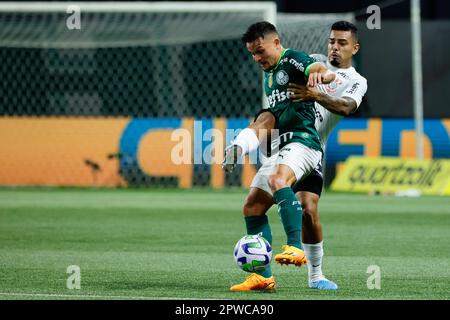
left=331, top=21, right=358, bottom=42
left=241, top=21, right=279, bottom=44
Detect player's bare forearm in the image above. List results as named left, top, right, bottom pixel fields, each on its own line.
left=306, top=64, right=336, bottom=86
left=288, top=83, right=356, bottom=116
left=314, top=93, right=356, bottom=116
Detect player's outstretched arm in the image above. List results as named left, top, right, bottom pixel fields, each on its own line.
left=305, top=63, right=336, bottom=87
left=288, top=83, right=357, bottom=116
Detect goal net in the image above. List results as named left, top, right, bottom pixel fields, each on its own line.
left=0, top=2, right=352, bottom=188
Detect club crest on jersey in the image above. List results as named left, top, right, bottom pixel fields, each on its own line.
left=276, top=70, right=289, bottom=85
left=324, top=77, right=342, bottom=94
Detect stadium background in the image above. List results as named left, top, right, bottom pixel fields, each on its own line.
left=0, top=0, right=449, bottom=189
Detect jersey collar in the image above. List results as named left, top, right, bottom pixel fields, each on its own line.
left=326, top=60, right=354, bottom=73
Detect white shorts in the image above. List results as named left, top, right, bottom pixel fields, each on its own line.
left=250, top=142, right=322, bottom=196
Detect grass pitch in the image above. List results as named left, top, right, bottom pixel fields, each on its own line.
left=0, top=188, right=448, bottom=300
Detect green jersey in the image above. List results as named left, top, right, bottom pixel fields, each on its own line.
left=264, top=48, right=322, bottom=152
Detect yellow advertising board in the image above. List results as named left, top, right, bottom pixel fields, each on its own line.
left=331, top=156, right=450, bottom=195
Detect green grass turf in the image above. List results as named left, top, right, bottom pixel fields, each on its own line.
left=0, top=188, right=449, bottom=300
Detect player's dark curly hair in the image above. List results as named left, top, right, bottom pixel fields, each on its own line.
left=241, top=21, right=279, bottom=44
left=331, top=21, right=358, bottom=42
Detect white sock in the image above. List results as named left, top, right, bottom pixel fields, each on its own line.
left=232, top=128, right=259, bottom=156
left=302, top=241, right=324, bottom=283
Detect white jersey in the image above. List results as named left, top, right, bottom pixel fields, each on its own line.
left=314, top=60, right=368, bottom=149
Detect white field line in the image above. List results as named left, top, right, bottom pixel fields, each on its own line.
left=0, top=292, right=223, bottom=300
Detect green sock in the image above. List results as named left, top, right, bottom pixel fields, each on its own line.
left=273, top=187, right=303, bottom=250
left=244, top=215, right=273, bottom=278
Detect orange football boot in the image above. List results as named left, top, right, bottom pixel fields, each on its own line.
left=229, top=273, right=276, bottom=291
left=274, top=245, right=308, bottom=267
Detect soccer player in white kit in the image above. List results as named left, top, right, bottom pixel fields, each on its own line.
left=246, top=21, right=368, bottom=290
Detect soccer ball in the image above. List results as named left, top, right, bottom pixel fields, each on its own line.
left=233, top=234, right=272, bottom=272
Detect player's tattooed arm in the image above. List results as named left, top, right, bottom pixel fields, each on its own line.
left=305, top=62, right=336, bottom=87
left=287, top=83, right=357, bottom=116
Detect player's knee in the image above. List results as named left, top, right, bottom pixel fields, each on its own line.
left=243, top=193, right=270, bottom=216
left=268, top=173, right=287, bottom=192
left=243, top=194, right=256, bottom=215
left=302, top=201, right=319, bottom=224
left=243, top=202, right=264, bottom=216
left=253, top=112, right=275, bottom=131
left=259, top=112, right=276, bottom=128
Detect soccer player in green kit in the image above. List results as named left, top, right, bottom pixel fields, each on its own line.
left=223, top=21, right=335, bottom=291
left=247, top=22, right=367, bottom=291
